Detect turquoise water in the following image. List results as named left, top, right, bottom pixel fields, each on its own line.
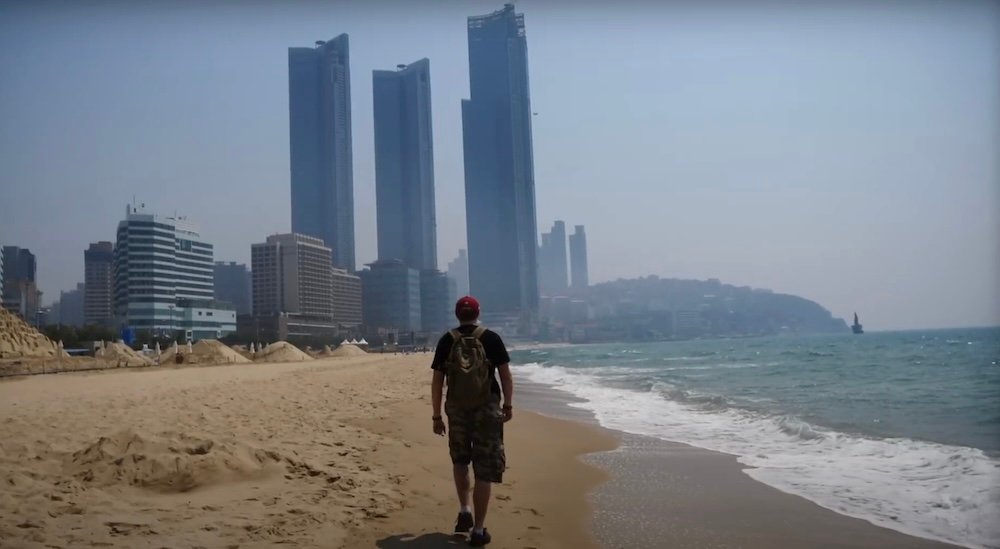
left=513, top=328, right=1000, bottom=548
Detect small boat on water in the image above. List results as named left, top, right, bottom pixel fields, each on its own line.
left=851, top=312, right=864, bottom=334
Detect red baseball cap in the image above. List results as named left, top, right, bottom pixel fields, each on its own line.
left=455, top=296, right=480, bottom=320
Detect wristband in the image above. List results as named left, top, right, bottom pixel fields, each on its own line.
left=432, top=416, right=443, bottom=421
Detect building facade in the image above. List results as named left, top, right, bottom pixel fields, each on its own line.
left=446, top=249, right=470, bottom=298
left=462, top=4, right=540, bottom=317
left=420, top=269, right=455, bottom=335
left=214, top=261, right=252, bottom=315
left=538, top=220, right=569, bottom=297
left=360, top=259, right=421, bottom=333
left=373, top=59, right=438, bottom=271
left=289, top=34, right=355, bottom=271
left=84, top=241, right=114, bottom=326
left=251, top=233, right=333, bottom=319
left=569, top=224, right=589, bottom=290
left=1, top=246, right=42, bottom=324
left=113, top=205, right=235, bottom=339
left=331, top=267, right=362, bottom=328
left=59, top=283, right=86, bottom=327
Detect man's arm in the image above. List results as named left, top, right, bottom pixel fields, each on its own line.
left=431, top=370, right=446, bottom=435
left=497, top=363, right=513, bottom=422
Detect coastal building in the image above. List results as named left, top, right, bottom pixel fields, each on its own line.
left=420, top=269, right=455, bottom=335
left=289, top=34, right=355, bottom=271
left=1, top=246, right=42, bottom=325
left=214, top=261, right=251, bottom=315
left=251, top=233, right=333, bottom=318
left=538, top=220, right=569, bottom=297
left=373, top=59, right=437, bottom=271
left=462, top=4, right=540, bottom=318
left=569, top=225, right=589, bottom=290
left=446, top=249, right=470, bottom=298
left=84, top=241, right=114, bottom=326
left=360, top=259, right=421, bottom=333
left=112, top=205, right=235, bottom=339
left=331, top=267, right=362, bottom=328
left=58, top=283, right=86, bottom=327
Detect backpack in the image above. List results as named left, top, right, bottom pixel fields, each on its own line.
left=444, top=326, right=493, bottom=410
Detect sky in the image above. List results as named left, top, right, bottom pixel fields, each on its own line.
left=0, top=0, right=997, bottom=331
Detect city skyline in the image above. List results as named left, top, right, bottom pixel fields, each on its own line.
left=0, top=1, right=997, bottom=330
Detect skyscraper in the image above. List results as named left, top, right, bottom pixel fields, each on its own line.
left=84, top=241, right=114, bottom=326
left=289, top=34, right=355, bottom=271
left=213, top=261, right=251, bottom=315
left=360, top=259, right=421, bottom=333
left=113, top=205, right=235, bottom=338
left=462, top=4, right=540, bottom=317
left=373, top=59, right=437, bottom=270
left=569, top=225, right=589, bottom=290
left=446, top=249, right=470, bottom=298
left=1, top=246, right=41, bottom=324
left=538, top=220, right=569, bottom=297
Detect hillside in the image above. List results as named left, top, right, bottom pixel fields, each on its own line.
left=582, top=276, right=847, bottom=338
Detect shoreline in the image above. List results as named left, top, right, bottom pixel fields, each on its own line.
left=515, top=376, right=962, bottom=549
left=0, top=353, right=617, bottom=548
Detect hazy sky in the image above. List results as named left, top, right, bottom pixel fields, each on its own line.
left=1, top=0, right=997, bottom=330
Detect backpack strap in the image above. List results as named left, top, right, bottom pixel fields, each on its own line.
left=471, top=325, right=487, bottom=339
left=448, top=329, right=462, bottom=343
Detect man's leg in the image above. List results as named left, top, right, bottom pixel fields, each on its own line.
left=472, top=479, right=491, bottom=530
left=453, top=464, right=471, bottom=507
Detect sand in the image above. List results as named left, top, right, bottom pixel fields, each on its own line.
left=0, top=354, right=613, bottom=548
left=328, top=344, right=368, bottom=358
left=95, top=342, right=154, bottom=367
left=255, top=341, right=313, bottom=363
left=0, top=307, right=64, bottom=359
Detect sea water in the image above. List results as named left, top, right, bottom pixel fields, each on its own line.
left=512, top=328, right=1000, bottom=548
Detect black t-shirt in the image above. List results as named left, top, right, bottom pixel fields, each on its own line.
left=431, top=324, right=511, bottom=397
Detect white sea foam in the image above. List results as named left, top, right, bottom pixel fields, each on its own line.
left=517, top=362, right=1000, bottom=549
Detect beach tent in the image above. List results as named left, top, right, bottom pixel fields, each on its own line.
left=349, top=339, right=359, bottom=345
left=358, top=338, right=368, bottom=346
left=340, top=339, right=350, bottom=346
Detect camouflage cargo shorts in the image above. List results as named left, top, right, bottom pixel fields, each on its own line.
left=445, top=398, right=506, bottom=483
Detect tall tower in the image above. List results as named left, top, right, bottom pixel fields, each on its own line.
left=373, top=59, right=437, bottom=270
left=462, top=4, right=539, bottom=316
left=84, top=241, right=114, bottom=326
left=288, top=34, right=355, bottom=271
left=569, top=225, right=589, bottom=290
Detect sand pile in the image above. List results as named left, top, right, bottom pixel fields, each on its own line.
left=191, top=339, right=251, bottom=364
left=65, top=430, right=282, bottom=493
left=0, top=307, right=64, bottom=359
left=255, top=341, right=313, bottom=363
left=95, top=342, right=153, bottom=367
left=329, top=344, right=368, bottom=358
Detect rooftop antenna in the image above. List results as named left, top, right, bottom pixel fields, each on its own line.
left=396, top=64, right=407, bottom=71
left=315, top=40, right=326, bottom=47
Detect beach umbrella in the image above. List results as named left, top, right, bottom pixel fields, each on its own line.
left=250, top=342, right=256, bottom=354
left=155, top=341, right=161, bottom=355
left=187, top=341, right=193, bottom=353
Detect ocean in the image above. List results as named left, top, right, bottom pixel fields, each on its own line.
left=512, top=328, right=1000, bottom=549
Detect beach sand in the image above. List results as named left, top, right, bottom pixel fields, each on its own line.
left=0, top=353, right=958, bottom=548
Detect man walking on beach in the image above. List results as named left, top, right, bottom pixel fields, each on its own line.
left=431, top=296, right=514, bottom=546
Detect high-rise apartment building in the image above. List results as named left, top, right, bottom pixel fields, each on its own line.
left=569, top=225, right=589, bottom=290
left=331, top=267, right=362, bottom=328
left=84, top=241, right=114, bottom=326
left=373, top=59, right=437, bottom=270
left=462, top=4, right=540, bottom=317
left=446, top=249, right=470, bottom=298
left=214, top=261, right=251, bottom=315
left=420, top=269, right=455, bottom=335
left=360, top=259, right=421, bottom=333
left=538, top=220, right=569, bottom=297
left=251, top=233, right=333, bottom=318
left=59, top=283, right=86, bottom=327
left=1, top=246, right=41, bottom=324
left=113, top=205, right=235, bottom=339
left=289, top=34, right=355, bottom=271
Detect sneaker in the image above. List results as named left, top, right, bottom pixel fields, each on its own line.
left=454, top=511, right=474, bottom=534
left=468, top=528, right=491, bottom=546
